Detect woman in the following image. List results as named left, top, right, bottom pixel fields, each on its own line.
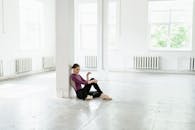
left=71, top=63, right=112, bottom=100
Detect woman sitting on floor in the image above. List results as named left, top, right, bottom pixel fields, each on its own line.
left=71, top=63, right=112, bottom=100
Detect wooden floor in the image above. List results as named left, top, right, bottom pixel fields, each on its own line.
left=0, top=72, right=195, bottom=130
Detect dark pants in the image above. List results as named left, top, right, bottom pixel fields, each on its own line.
left=76, top=78, right=103, bottom=100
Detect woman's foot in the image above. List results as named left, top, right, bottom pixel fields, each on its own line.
left=100, top=94, right=112, bottom=100
left=85, top=95, right=93, bottom=100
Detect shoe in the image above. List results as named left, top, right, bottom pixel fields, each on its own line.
left=85, top=95, right=93, bottom=100
left=100, top=94, right=112, bottom=100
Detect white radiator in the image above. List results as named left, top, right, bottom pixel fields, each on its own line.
left=190, top=57, right=195, bottom=71
left=42, top=56, right=55, bottom=70
left=0, top=60, right=3, bottom=76
left=134, top=56, right=160, bottom=70
left=84, top=56, right=97, bottom=69
left=15, top=58, right=32, bottom=73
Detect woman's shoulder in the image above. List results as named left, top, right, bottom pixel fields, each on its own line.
left=71, top=74, right=81, bottom=77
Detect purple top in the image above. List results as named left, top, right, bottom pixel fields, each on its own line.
left=71, top=74, right=88, bottom=91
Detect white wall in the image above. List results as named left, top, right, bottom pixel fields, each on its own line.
left=108, top=0, right=195, bottom=72
left=0, top=0, right=55, bottom=76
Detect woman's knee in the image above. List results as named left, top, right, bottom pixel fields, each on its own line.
left=91, top=83, right=98, bottom=86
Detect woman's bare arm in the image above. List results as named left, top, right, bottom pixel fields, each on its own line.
left=86, top=72, right=91, bottom=81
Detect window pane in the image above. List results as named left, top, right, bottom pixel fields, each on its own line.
left=80, top=25, right=97, bottom=49
left=78, top=0, right=97, bottom=50
left=107, top=0, right=119, bottom=49
left=79, top=2, right=97, bottom=14
left=108, top=1, right=117, bottom=25
left=171, top=10, right=192, bottom=23
left=80, top=13, right=97, bottom=24
left=151, top=24, right=169, bottom=48
left=170, top=24, right=191, bottom=48
left=108, top=24, right=116, bottom=44
left=150, top=11, right=169, bottom=23
left=20, top=0, right=44, bottom=50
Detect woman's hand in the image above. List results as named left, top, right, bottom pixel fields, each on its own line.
left=86, top=72, right=91, bottom=76
left=87, top=80, right=93, bottom=84
left=93, top=79, right=98, bottom=83
left=87, top=79, right=98, bottom=84
left=86, top=72, right=91, bottom=81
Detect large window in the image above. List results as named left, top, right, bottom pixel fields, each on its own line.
left=75, top=0, right=120, bottom=69
left=106, top=0, right=120, bottom=50
left=148, top=0, right=193, bottom=50
left=19, top=0, right=45, bottom=50
left=77, top=0, right=98, bottom=50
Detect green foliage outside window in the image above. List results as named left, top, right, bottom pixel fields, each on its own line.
left=170, top=25, right=189, bottom=48
left=151, top=24, right=190, bottom=49
left=151, top=25, right=168, bottom=48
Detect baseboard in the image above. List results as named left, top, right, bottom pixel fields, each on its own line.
left=0, top=70, right=55, bottom=81
left=108, top=69, right=195, bottom=75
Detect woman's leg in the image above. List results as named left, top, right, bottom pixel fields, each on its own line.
left=76, top=90, right=84, bottom=99
left=76, top=84, right=92, bottom=100
left=90, top=78, right=103, bottom=93
left=88, top=91, right=101, bottom=98
left=87, top=78, right=103, bottom=98
left=90, top=78, right=112, bottom=100
left=76, top=78, right=108, bottom=100
left=91, top=83, right=103, bottom=95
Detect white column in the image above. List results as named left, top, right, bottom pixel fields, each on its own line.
left=56, top=0, right=74, bottom=98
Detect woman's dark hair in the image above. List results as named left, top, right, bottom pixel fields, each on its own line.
left=72, top=63, right=80, bottom=69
